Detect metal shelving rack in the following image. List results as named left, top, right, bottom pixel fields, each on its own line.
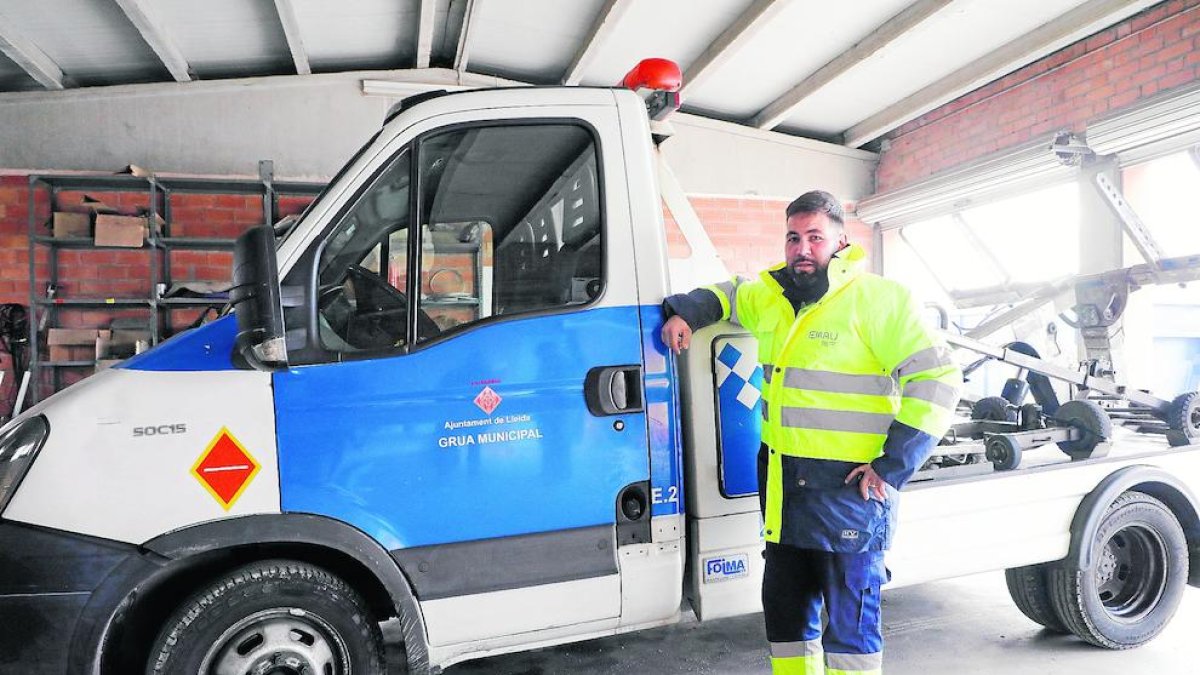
left=26, top=163, right=324, bottom=403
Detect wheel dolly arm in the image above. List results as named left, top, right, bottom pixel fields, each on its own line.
left=941, top=331, right=1200, bottom=455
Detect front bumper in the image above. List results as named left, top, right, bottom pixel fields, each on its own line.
left=0, top=520, right=144, bottom=673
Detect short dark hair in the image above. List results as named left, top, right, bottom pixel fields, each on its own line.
left=785, top=190, right=844, bottom=228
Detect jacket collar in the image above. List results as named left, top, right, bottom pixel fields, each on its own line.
left=759, top=243, right=867, bottom=297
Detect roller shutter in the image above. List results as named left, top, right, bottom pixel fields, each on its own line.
left=857, top=133, right=1083, bottom=229
left=1086, top=83, right=1200, bottom=165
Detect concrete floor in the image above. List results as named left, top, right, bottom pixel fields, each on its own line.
left=388, top=572, right=1200, bottom=674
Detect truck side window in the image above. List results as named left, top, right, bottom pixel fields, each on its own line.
left=415, top=124, right=602, bottom=343
left=312, top=148, right=413, bottom=353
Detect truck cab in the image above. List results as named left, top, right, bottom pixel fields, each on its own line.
left=0, top=82, right=764, bottom=674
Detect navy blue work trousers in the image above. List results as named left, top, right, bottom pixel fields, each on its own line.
left=762, top=543, right=886, bottom=658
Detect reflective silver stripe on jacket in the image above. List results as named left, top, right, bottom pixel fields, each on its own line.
left=902, top=379, right=960, bottom=409
left=825, top=651, right=882, bottom=671
left=778, top=407, right=894, bottom=435
left=763, top=364, right=774, bottom=384
left=893, top=346, right=954, bottom=379
left=782, top=368, right=896, bottom=397
left=713, top=280, right=738, bottom=323
left=770, top=639, right=823, bottom=658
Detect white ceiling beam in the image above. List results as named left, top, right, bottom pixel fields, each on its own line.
left=454, top=0, right=484, bottom=73
left=842, top=0, right=1162, bottom=148
left=752, top=0, right=954, bottom=131
left=0, top=68, right=522, bottom=105
left=113, top=0, right=192, bottom=82
left=361, top=68, right=529, bottom=96
left=680, top=0, right=790, bottom=97
left=561, top=0, right=635, bottom=86
left=0, top=12, right=65, bottom=90
left=273, top=0, right=311, bottom=75
left=415, top=0, right=436, bottom=69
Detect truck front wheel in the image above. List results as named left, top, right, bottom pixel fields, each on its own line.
left=146, top=559, right=386, bottom=674
left=1048, top=491, right=1187, bottom=649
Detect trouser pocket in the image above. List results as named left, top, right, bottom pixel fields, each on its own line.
left=845, top=551, right=886, bottom=637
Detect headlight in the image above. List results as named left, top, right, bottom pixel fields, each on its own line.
left=0, top=416, right=50, bottom=515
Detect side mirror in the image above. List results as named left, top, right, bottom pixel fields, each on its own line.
left=231, top=226, right=287, bottom=371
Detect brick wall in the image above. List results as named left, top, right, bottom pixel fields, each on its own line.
left=664, top=195, right=873, bottom=278
left=876, top=0, right=1200, bottom=193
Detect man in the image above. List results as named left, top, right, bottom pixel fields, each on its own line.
left=661, top=190, right=962, bottom=675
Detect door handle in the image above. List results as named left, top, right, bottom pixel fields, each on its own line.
left=585, top=365, right=645, bottom=416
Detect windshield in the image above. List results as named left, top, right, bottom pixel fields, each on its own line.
left=274, top=129, right=384, bottom=251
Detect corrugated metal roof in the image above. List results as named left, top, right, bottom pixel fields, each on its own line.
left=0, top=0, right=1173, bottom=147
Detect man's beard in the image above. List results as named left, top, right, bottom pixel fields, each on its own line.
left=783, top=262, right=829, bottom=303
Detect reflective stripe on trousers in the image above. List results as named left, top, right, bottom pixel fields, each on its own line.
left=771, top=652, right=882, bottom=675
left=770, top=639, right=823, bottom=675
left=826, top=651, right=883, bottom=675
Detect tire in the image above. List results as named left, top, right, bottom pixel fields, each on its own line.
left=985, top=434, right=1023, bottom=470
left=1166, top=391, right=1200, bottom=447
left=1053, top=400, right=1112, bottom=460
left=972, top=396, right=1015, bottom=422
left=1047, top=491, right=1188, bottom=649
left=1005, top=564, right=1068, bottom=633
left=146, top=559, right=386, bottom=675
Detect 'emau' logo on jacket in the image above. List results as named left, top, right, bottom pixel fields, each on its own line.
left=807, top=329, right=840, bottom=347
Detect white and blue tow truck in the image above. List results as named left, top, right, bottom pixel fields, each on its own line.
left=3, top=60, right=1200, bottom=674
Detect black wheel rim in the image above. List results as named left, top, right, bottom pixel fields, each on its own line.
left=199, top=607, right=351, bottom=675
left=1093, top=524, right=1168, bottom=622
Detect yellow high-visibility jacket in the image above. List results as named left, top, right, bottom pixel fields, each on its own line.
left=701, top=243, right=962, bottom=548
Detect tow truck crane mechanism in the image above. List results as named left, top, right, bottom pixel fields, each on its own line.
left=919, top=254, right=1200, bottom=475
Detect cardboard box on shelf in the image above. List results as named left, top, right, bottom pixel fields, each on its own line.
left=46, top=326, right=101, bottom=362
left=94, top=214, right=147, bottom=247
left=48, top=345, right=92, bottom=362
left=97, top=330, right=150, bottom=360
left=116, top=164, right=153, bottom=178
left=47, top=328, right=111, bottom=363
left=47, top=328, right=102, bottom=346
left=51, top=212, right=90, bottom=238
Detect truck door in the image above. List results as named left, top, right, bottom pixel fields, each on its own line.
left=272, top=103, right=653, bottom=647
left=679, top=323, right=768, bottom=619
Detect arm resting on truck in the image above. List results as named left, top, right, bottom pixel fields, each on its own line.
left=662, top=287, right=726, bottom=330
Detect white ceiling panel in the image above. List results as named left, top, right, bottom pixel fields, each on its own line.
left=0, top=0, right=1177, bottom=149
left=468, top=0, right=609, bottom=82
left=154, top=0, right=292, bottom=77
left=682, top=0, right=916, bottom=120
left=0, top=0, right=166, bottom=85
left=576, top=0, right=758, bottom=89
left=292, top=0, right=419, bottom=71
left=775, top=0, right=1099, bottom=136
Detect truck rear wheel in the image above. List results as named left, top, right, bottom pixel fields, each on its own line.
left=146, top=559, right=386, bottom=675
left=1004, top=563, right=1067, bottom=632
left=1048, top=491, right=1187, bottom=649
